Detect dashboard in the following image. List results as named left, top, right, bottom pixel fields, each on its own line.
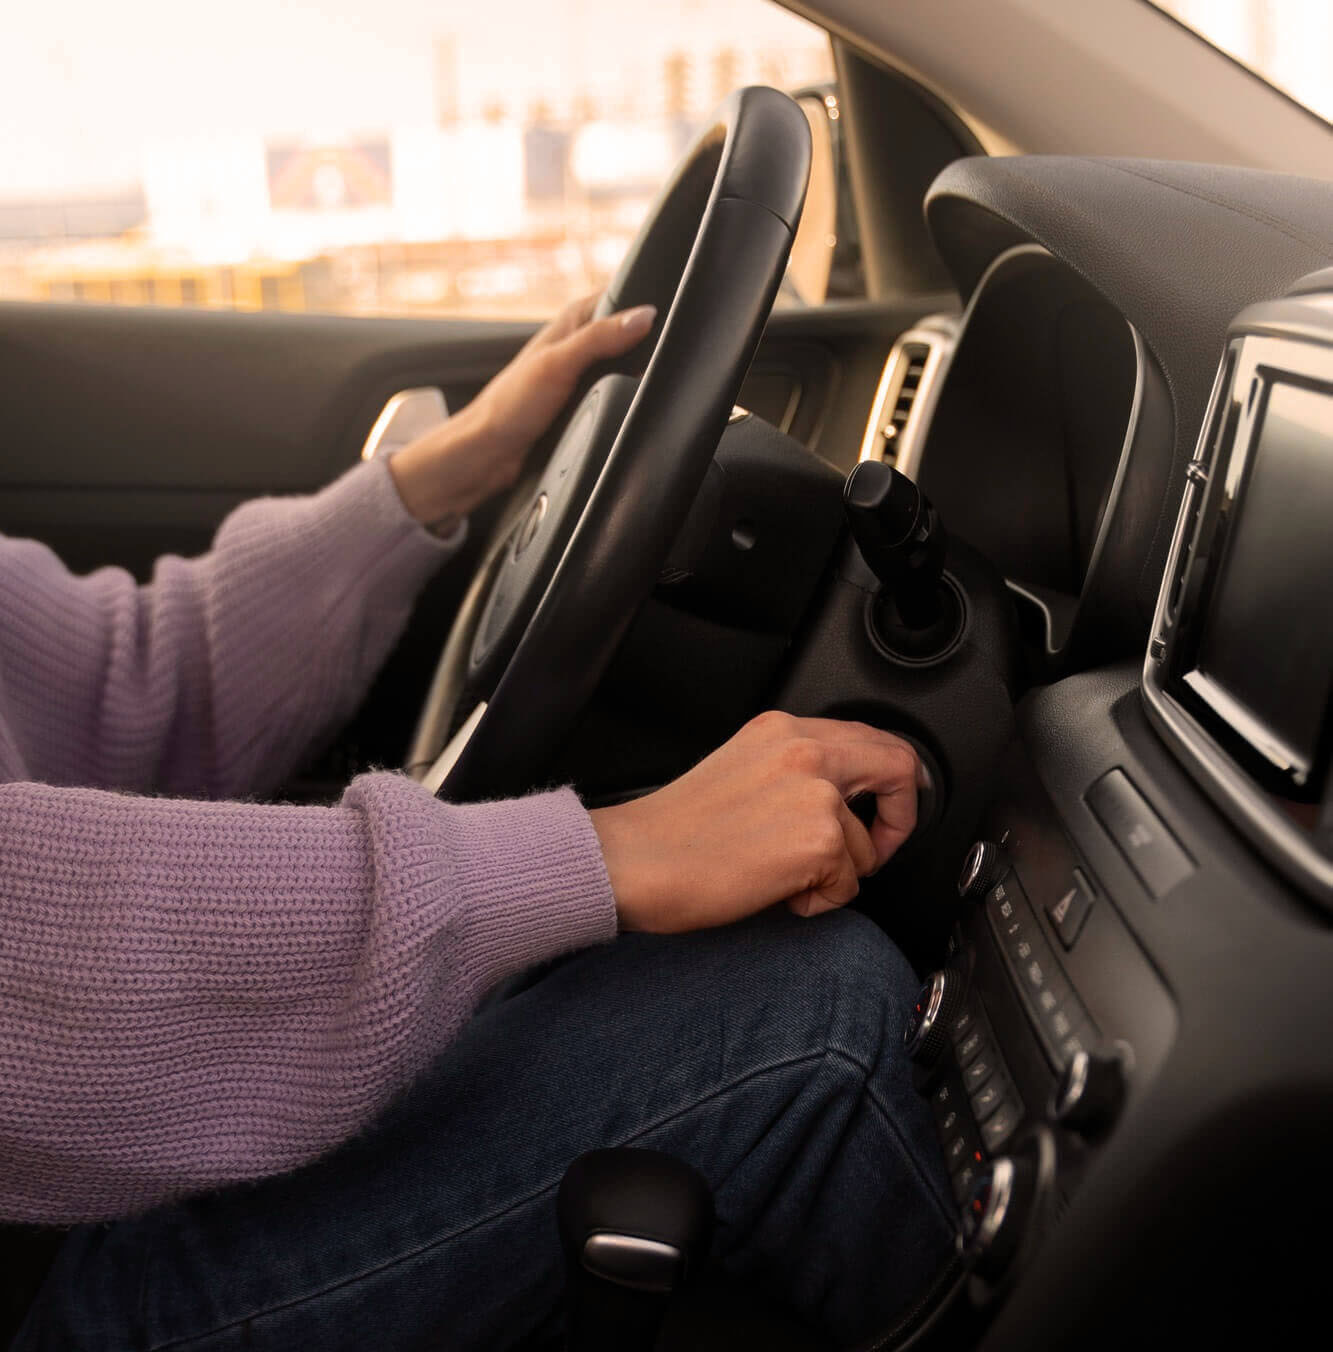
left=860, top=156, right=1333, bottom=1346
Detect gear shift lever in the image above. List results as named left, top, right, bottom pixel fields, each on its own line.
left=558, top=1148, right=714, bottom=1352
left=843, top=460, right=948, bottom=629
left=843, top=459, right=966, bottom=665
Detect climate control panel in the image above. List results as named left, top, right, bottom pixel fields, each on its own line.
left=911, top=739, right=1175, bottom=1294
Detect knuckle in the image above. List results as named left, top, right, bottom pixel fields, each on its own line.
left=748, top=709, right=793, bottom=739
left=780, top=738, right=824, bottom=777
left=811, top=817, right=845, bottom=864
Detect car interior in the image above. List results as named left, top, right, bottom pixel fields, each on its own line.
left=2, top=0, right=1332, bottom=1348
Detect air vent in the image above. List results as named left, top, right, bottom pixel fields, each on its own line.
left=859, top=319, right=956, bottom=479
left=882, top=344, right=928, bottom=457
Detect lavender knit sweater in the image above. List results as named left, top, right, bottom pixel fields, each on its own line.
left=0, top=457, right=617, bottom=1225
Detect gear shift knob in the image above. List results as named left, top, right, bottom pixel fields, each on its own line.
left=843, top=460, right=948, bottom=629
left=557, top=1148, right=714, bottom=1351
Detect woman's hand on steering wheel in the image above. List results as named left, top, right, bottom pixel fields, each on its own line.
left=387, top=294, right=657, bottom=528
left=590, top=712, right=923, bottom=934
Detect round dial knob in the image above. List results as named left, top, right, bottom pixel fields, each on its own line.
left=1053, top=1048, right=1126, bottom=1135
left=957, top=840, right=1008, bottom=900
left=958, top=1155, right=1036, bottom=1278
left=902, top=970, right=961, bottom=1067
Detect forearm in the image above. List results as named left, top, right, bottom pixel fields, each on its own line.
left=0, top=458, right=457, bottom=797
left=0, top=773, right=616, bottom=1224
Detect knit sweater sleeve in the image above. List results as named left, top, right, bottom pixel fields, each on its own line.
left=0, top=456, right=455, bottom=798
left=0, top=772, right=618, bottom=1224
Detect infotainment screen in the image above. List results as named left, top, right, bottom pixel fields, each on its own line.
left=1182, top=380, right=1333, bottom=791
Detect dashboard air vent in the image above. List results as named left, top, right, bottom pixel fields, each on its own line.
left=884, top=344, right=928, bottom=453
left=859, top=318, right=957, bottom=479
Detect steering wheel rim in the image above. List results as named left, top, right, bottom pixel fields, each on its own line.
left=407, top=86, right=812, bottom=801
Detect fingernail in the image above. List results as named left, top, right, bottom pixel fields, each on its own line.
left=619, top=304, right=657, bottom=331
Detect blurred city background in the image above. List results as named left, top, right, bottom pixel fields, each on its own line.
left=0, top=1, right=1327, bottom=319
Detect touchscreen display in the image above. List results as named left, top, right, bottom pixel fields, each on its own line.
left=1189, top=380, right=1333, bottom=787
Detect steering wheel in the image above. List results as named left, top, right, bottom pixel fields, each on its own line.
left=405, top=86, right=811, bottom=802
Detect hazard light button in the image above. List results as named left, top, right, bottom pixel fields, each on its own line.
left=1046, top=869, right=1095, bottom=950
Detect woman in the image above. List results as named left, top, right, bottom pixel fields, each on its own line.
left=2, top=297, right=953, bottom=1350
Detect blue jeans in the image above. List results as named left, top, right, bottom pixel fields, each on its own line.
left=14, top=910, right=954, bottom=1350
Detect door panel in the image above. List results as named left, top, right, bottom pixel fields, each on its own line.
left=0, top=301, right=533, bottom=575
left=0, top=296, right=945, bottom=574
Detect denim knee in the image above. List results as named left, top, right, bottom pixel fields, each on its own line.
left=619, top=907, right=923, bottom=1091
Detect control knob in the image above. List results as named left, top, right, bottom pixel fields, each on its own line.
left=1052, top=1048, right=1126, bottom=1136
left=903, top=970, right=962, bottom=1067
left=958, top=1154, right=1037, bottom=1278
left=958, top=839, right=1008, bottom=900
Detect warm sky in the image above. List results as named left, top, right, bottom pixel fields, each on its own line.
left=0, top=0, right=831, bottom=198
left=3, top=0, right=1330, bottom=202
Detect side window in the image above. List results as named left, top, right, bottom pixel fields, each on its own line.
left=0, top=2, right=843, bottom=319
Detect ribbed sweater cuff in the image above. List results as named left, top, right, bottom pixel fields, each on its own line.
left=310, top=455, right=469, bottom=573
left=444, top=787, right=620, bottom=989
left=366, top=774, right=620, bottom=994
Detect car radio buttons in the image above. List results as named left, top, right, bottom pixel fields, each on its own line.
left=984, top=868, right=1101, bottom=1071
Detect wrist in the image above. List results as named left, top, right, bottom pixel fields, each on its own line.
left=589, top=799, right=663, bottom=933
left=386, top=401, right=493, bottom=525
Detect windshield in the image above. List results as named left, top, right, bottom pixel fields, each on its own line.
left=1151, top=1, right=1333, bottom=124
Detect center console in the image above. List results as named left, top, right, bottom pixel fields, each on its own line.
left=905, top=270, right=1333, bottom=1313
left=904, top=739, right=1176, bottom=1297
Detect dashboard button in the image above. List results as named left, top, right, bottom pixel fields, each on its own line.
left=944, top=1132, right=970, bottom=1171
left=956, top=1028, right=986, bottom=1066
left=1035, top=986, right=1061, bottom=1017
left=996, top=908, right=1029, bottom=960
left=963, top=1054, right=995, bottom=1093
left=952, top=1161, right=979, bottom=1204
left=1047, top=869, right=1095, bottom=949
left=1021, top=953, right=1051, bottom=995
left=986, top=877, right=1023, bottom=924
left=1086, top=769, right=1195, bottom=899
left=1057, top=1022, right=1095, bottom=1067
left=980, top=1101, right=1020, bottom=1151
left=950, top=1007, right=975, bottom=1042
left=971, top=1080, right=1004, bottom=1122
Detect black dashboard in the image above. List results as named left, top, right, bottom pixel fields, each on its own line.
left=877, top=157, right=1333, bottom=1346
